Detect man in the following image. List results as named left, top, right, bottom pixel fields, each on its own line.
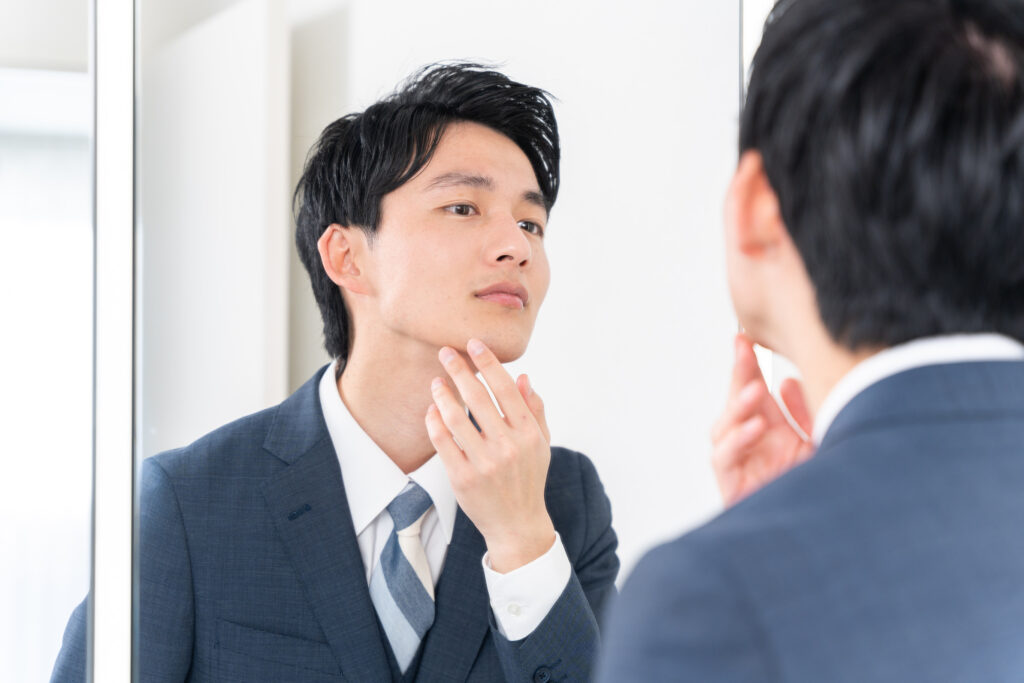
left=599, top=0, right=1024, bottom=681
left=53, top=63, right=618, bottom=682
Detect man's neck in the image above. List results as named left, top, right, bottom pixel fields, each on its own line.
left=779, top=323, right=878, bottom=422
left=336, top=334, right=451, bottom=474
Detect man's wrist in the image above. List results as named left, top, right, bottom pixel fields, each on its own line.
left=484, top=518, right=557, bottom=574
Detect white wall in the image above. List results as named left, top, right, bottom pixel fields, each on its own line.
left=0, top=0, right=88, bottom=72
left=138, top=0, right=290, bottom=457
left=287, top=5, right=350, bottom=388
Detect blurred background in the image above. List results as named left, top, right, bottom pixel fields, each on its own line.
left=0, top=1, right=92, bottom=680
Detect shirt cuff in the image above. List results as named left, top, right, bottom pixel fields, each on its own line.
left=481, top=532, right=572, bottom=641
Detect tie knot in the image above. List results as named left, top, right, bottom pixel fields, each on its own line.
left=387, top=481, right=433, bottom=531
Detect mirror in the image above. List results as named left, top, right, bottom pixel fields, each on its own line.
left=0, top=1, right=92, bottom=679
left=136, top=0, right=742, bottom=592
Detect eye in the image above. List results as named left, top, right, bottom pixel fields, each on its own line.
left=518, top=220, right=545, bottom=237
left=444, top=204, right=477, bottom=216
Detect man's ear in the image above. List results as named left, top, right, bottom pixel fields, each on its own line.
left=317, top=223, right=372, bottom=295
left=726, top=151, right=787, bottom=257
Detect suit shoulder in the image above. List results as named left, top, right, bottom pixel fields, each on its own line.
left=147, top=403, right=282, bottom=480
left=602, top=531, right=776, bottom=683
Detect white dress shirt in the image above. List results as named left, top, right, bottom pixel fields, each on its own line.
left=318, top=363, right=571, bottom=641
left=813, top=333, right=1024, bottom=445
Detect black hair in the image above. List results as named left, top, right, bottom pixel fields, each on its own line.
left=293, top=62, right=560, bottom=361
left=742, top=0, right=1024, bottom=349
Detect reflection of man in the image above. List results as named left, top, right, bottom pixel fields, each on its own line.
left=52, top=63, right=618, bottom=682
left=600, top=0, right=1024, bottom=680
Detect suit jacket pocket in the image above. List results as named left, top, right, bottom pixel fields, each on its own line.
left=215, top=618, right=343, bottom=682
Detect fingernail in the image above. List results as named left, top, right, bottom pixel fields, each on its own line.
left=439, top=347, right=457, bottom=365
left=431, top=377, right=444, bottom=392
left=524, top=375, right=534, bottom=395
left=740, top=381, right=760, bottom=402
left=467, top=338, right=485, bottom=356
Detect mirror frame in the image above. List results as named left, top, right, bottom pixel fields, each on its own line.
left=92, top=0, right=135, bottom=680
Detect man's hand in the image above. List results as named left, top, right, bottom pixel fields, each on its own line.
left=425, top=338, right=554, bottom=573
left=711, top=334, right=815, bottom=506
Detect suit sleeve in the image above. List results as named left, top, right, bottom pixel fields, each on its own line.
left=596, top=539, right=778, bottom=683
left=50, top=597, right=87, bottom=682
left=49, top=457, right=196, bottom=683
left=138, top=457, right=196, bottom=682
left=490, top=451, right=620, bottom=682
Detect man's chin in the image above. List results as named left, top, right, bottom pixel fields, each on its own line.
left=469, top=334, right=530, bottom=364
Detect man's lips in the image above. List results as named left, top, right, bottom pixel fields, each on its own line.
left=475, top=282, right=529, bottom=309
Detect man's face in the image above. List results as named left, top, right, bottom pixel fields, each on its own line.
left=358, top=121, right=551, bottom=362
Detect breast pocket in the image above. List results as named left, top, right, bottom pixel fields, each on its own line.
left=214, top=618, right=344, bottom=682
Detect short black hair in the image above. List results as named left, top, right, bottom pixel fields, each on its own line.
left=294, top=62, right=560, bottom=361
left=742, top=0, right=1024, bottom=349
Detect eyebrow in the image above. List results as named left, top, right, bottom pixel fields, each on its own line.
left=425, top=172, right=494, bottom=191
left=522, top=191, right=548, bottom=212
left=425, top=171, right=549, bottom=213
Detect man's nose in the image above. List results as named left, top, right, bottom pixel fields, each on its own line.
left=486, top=214, right=532, bottom=266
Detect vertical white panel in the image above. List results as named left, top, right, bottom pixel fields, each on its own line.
left=287, top=7, right=348, bottom=391
left=138, top=0, right=289, bottom=457
left=93, top=0, right=133, bottom=679
left=343, top=0, right=741, bottom=576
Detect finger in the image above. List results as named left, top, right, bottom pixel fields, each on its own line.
left=711, top=415, right=766, bottom=472
left=466, top=339, right=534, bottom=428
left=778, top=377, right=813, bottom=438
left=711, top=379, right=769, bottom=443
left=430, top=375, right=485, bottom=456
left=438, top=346, right=507, bottom=437
left=517, top=374, right=550, bottom=444
left=425, top=404, right=471, bottom=485
left=728, top=333, right=766, bottom=397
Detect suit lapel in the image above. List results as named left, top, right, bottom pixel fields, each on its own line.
left=258, top=367, right=494, bottom=682
left=416, top=508, right=491, bottom=681
left=260, top=369, right=391, bottom=681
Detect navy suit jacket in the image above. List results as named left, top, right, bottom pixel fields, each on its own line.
left=599, top=360, right=1024, bottom=682
left=53, top=366, right=619, bottom=682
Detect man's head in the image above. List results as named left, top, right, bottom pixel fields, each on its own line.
left=294, top=63, right=559, bottom=363
left=726, top=0, right=1024, bottom=354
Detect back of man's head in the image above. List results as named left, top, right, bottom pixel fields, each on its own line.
left=294, top=63, right=560, bottom=361
left=742, top=0, right=1024, bottom=351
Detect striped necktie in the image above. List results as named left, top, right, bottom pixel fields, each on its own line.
left=368, top=481, right=436, bottom=672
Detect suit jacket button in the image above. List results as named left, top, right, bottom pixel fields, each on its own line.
left=533, top=667, right=552, bottom=683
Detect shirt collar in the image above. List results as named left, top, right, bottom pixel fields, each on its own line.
left=813, top=333, right=1024, bottom=445
left=318, top=361, right=457, bottom=542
